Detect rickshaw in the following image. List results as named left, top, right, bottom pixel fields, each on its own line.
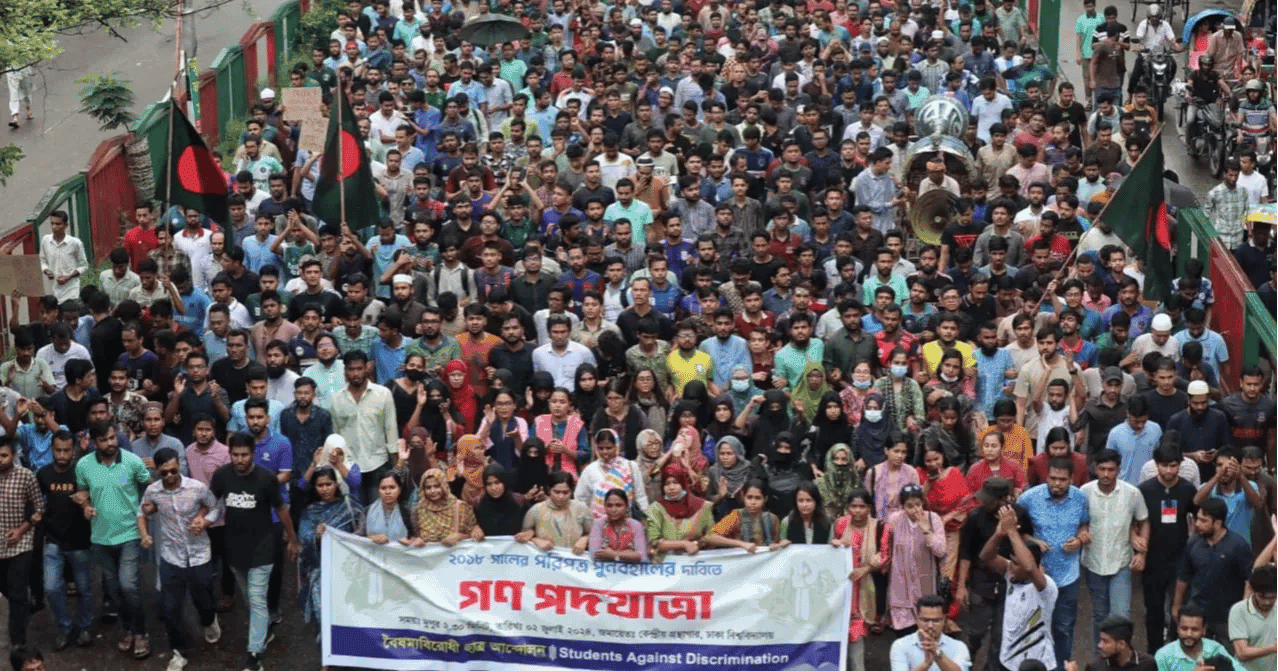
left=1183, top=9, right=1239, bottom=71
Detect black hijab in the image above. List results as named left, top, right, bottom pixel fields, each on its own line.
left=515, top=436, right=551, bottom=495
left=680, top=380, right=713, bottom=427
left=474, top=464, right=525, bottom=536
left=750, top=389, right=793, bottom=458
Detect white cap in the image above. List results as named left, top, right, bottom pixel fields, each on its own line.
left=1187, top=380, right=1210, bottom=396
left=630, top=18, right=642, bottom=26
left=392, top=273, right=414, bottom=286
left=931, top=30, right=944, bottom=40
left=1150, top=313, right=1172, bottom=333
left=260, top=87, right=276, bottom=99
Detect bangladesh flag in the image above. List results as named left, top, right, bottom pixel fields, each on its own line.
left=312, top=89, right=379, bottom=231
left=155, top=98, right=228, bottom=225
left=1099, top=131, right=1173, bottom=303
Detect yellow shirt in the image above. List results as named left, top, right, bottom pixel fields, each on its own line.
left=921, top=339, right=977, bottom=376
left=667, top=349, right=715, bottom=396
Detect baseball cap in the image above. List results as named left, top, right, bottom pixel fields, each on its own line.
left=1103, top=366, right=1124, bottom=384
left=976, top=478, right=1013, bottom=503
left=260, top=88, right=276, bottom=100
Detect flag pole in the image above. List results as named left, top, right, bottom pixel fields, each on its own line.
left=337, top=86, right=346, bottom=228
left=167, top=0, right=183, bottom=211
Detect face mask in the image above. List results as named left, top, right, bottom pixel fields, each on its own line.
left=406, top=369, right=427, bottom=382
left=940, top=372, right=959, bottom=383
left=731, top=379, right=751, bottom=392
left=890, top=364, right=909, bottom=378
left=852, top=378, right=872, bottom=390
left=864, top=409, right=884, bottom=423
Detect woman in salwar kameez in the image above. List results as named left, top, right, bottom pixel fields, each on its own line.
left=832, top=490, right=886, bottom=671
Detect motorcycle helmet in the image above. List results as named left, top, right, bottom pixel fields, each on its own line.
left=1198, top=54, right=1214, bottom=70
left=1245, top=79, right=1265, bottom=92
left=1147, top=4, right=1161, bottom=17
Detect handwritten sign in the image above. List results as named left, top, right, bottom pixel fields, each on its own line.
left=283, top=87, right=328, bottom=153
left=0, top=255, right=46, bottom=297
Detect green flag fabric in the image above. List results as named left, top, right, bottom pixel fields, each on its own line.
left=155, top=99, right=229, bottom=225
left=312, top=90, right=379, bottom=231
left=1099, top=131, right=1173, bottom=303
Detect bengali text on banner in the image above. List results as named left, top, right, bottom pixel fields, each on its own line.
left=321, top=531, right=852, bottom=671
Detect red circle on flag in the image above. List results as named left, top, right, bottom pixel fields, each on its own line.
left=337, top=130, right=361, bottom=181
left=176, top=146, right=227, bottom=195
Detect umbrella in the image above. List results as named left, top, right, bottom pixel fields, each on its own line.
left=1182, top=9, right=1235, bottom=43
left=458, top=14, right=530, bottom=47
left=1245, top=203, right=1277, bottom=227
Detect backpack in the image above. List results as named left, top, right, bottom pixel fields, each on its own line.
left=434, top=264, right=472, bottom=297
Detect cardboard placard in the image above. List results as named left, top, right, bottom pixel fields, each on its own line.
left=297, top=121, right=328, bottom=153
left=0, top=255, right=46, bottom=297
left=281, top=87, right=323, bottom=122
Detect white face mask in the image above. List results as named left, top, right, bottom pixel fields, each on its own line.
left=940, top=372, right=959, bottom=383
left=731, top=379, right=751, bottom=392
left=864, top=409, right=884, bottom=423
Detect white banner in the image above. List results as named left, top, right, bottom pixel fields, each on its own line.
left=321, top=531, right=851, bottom=671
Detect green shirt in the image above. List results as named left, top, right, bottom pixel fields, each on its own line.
left=1076, top=13, right=1106, bottom=58
left=245, top=290, right=294, bottom=323
left=76, top=449, right=151, bottom=546
left=408, top=336, right=462, bottom=373
left=335, top=323, right=378, bottom=356
left=1093, top=332, right=1132, bottom=358
left=1154, top=639, right=1240, bottom=671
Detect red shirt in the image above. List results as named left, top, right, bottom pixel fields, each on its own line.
left=965, top=457, right=1028, bottom=492
left=123, top=226, right=158, bottom=271
left=735, top=311, right=775, bottom=338
left=1025, top=233, right=1072, bottom=265
left=1026, top=452, right=1089, bottom=487
left=874, top=329, right=919, bottom=367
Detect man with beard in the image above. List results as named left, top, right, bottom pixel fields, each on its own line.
left=1221, top=366, right=1277, bottom=467
left=488, top=315, right=534, bottom=399
left=262, top=341, right=300, bottom=406
left=132, top=403, right=186, bottom=481
left=300, top=333, right=344, bottom=410
left=1137, top=444, right=1199, bottom=652
left=1169, top=380, right=1234, bottom=484
left=243, top=398, right=293, bottom=634
left=0, top=436, right=43, bottom=653
left=209, top=431, right=299, bottom=671
left=1073, top=367, right=1128, bottom=455
left=332, top=350, right=397, bottom=505
left=37, top=431, right=94, bottom=650
left=280, top=377, right=332, bottom=529
left=1013, top=328, right=1077, bottom=437
left=1019, top=456, right=1090, bottom=671
left=211, top=330, right=266, bottom=407
left=380, top=274, right=427, bottom=340
left=408, top=306, right=462, bottom=377
left=973, top=321, right=1018, bottom=423
left=1170, top=497, right=1253, bottom=648
left=75, top=422, right=151, bottom=659
left=1086, top=616, right=1156, bottom=671
left=248, top=292, right=300, bottom=367
left=771, top=313, right=823, bottom=392
left=458, top=303, right=500, bottom=397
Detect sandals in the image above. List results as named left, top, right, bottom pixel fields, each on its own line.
left=7, top=115, right=16, bottom=129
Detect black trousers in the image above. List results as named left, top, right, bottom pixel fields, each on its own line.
left=0, top=551, right=34, bottom=646
left=207, top=526, right=236, bottom=599
left=1141, top=566, right=1176, bottom=653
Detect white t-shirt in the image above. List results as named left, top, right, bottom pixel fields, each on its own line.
left=1035, top=402, right=1072, bottom=448
left=1000, top=572, right=1059, bottom=671
left=1237, top=170, right=1270, bottom=205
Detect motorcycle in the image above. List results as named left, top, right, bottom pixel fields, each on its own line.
left=1239, top=129, right=1277, bottom=183
left=1143, top=44, right=1176, bottom=121
left=1176, top=81, right=1229, bottom=175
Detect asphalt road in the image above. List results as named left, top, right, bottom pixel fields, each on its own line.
left=0, top=0, right=290, bottom=235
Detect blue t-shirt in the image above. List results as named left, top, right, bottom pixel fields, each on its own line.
left=974, top=348, right=1014, bottom=419
left=254, top=433, right=294, bottom=522
left=1018, top=484, right=1090, bottom=587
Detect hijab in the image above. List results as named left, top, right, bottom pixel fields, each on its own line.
left=704, top=398, right=737, bottom=444
left=318, top=434, right=354, bottom=496
left=680, top=380, right=713, bottom=427
left=403, top=426, right=434, bottom=487
left=573, top=363, right=604, bottom=427
left=527, top=371, right=555, bottom=417
left=817, top=443, right=860, bottom=516
left=443, top=360, right=478, bottom=433
left=726, top=364, right=763, bottom=411
left=751, top=389, right=793, bottom=458
left=634, top=428, right=665, bottom=504
left=451, top=434, right=486, bottom=502
left=668, top=400, right=703, bottom=445
left=852, top=390, right=892, bottom=467
left=809, top=390, right=851, bottom=467
left=416, top=380, right=454, bottom=449
left=789, top=361, right=831, bottom=424
left=708, top=435, right=751, bottom=498
left=515, top=436, right=551, bottom=494
left=657, top=462, right=706, bottom=520
left=474, top=464, right=524, bottom=535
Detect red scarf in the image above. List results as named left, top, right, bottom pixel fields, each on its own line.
left=443, top=360, right=478, bottom=433
left=657, top=463, right=706, bottom=520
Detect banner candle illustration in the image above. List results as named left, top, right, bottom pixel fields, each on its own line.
left=321, top=531, right=851, bottom=671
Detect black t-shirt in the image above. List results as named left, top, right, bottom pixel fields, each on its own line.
left=37, top=464, right=92, bottom=551
left=1138, top=476, right=1198, bottom=576
left=210, top=463, right=282, bottom=569
left=1046, top=102, right=1089, bottom=148
left=51, top=388, right=101, bottom=435
left=960, top=503, right=1036, bottom=599
left=1143, top=388, right=1188, bottom=428
left=288, top=290, right=344, bottom=322
left=941, top=220, right=985, bottom=254
left=211, top=359, right=267, bottom=406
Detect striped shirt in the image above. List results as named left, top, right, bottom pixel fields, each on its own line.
left=1205, top=183, right=1249, bottom=250
left=141, top=476, right=220, bottom=567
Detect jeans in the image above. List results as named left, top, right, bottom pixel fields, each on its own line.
left=43, top=541, right=94, bottom=634
left=159, top=560, right=216, bottom=655
left=1085, top=567, right=1132, bottom=647
left=1051, top=580, right=1080, bottom=671
left=1141, top=567, right=1176, bottom=653
left=847, top=637, right=865, bottom=671
left=0, top=551, right=33, bottom=645
left=1095, top=87, right=1124, bottom=109
left=92, top=541, right=145, bottom=636
left=207, top=526, right=236, bottom=600
left=267, top=524, right=283, bottom=620
left=232, top=564, right=273, bottom=654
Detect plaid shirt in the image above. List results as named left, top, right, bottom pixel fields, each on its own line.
left=141, top=476, right=219, bottom=568
left=1205, top=182, right=1249, bottom=250
left=147, top=247, right=192, bottom=283
left=0, top=465, right=43, bottom=558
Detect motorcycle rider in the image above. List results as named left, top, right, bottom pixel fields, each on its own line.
left=1231, top=80, right=1277, bottom=185
left=1204, top=17, right=1246, bottom=83
left=1182, top=54, right=1232, bottom=148
left=1128, top=5, right=1182, bottom=105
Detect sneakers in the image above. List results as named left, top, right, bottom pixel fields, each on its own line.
left=204, top=615, right=222, bottom=644
left=75, top=629, right=93, bottom=647
left=117, top=633, right=134, bottom=652
left=166, top=651, right=188, bottom=671
left=265, top=622, right=277, bottom=646
left=133, top=634, right=151, bottom=659
left=242, top=652, right=263, bottom=671
left=53, top=632, right=70, bottom=651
